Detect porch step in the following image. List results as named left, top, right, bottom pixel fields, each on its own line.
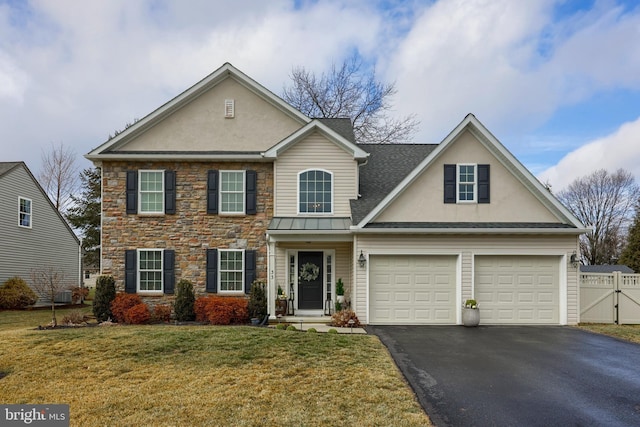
left=274, top=316, right=329, bottom=324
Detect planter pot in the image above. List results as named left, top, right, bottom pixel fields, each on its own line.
left=462, top=308, right=480, bottom=327
left=275, top=299, right=288, bottom=316
left=336, top=295, right=345, bottom=304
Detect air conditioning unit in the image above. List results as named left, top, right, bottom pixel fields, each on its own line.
left=54, top=290, right=72, bottom=303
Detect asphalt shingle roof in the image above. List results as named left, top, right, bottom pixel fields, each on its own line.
left=580, top=264, right=635, bottom=273
left=350, top=144, right=437, bottom=224
left=316, top=118, right=356, bottom=143
left=0, top=162, right=21, bottom=177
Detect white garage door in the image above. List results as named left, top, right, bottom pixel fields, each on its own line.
left=369, top=255, right=457, bottom=324
left=475, top=256, right=560, bottom=324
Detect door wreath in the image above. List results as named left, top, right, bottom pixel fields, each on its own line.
left=299, top=262, right=320, bottom=282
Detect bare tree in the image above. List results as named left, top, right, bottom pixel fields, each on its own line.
left=282, top=56, right=419, bottom=144
left=30, top=266, right=72, bottom=327
left=38, top=142, right=79, bottom=212
left=558, top=169, right=638, bottom=265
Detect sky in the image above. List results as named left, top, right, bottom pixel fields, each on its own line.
left=1, top=0, right=639, bottom=192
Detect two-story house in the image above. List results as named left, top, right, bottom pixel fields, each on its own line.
left=87, top=63, right=586, bottom=325
left=0, top=162, right=80, bottom=300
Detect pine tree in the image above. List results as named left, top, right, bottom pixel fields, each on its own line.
left=620, top=202, right=640, bottom=272
left=65, top=167, right=101, bottom=270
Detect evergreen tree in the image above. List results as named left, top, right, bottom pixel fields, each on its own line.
left=65, top=167, right=101, bottom=270
left=620, top=201, right=640, bottom=272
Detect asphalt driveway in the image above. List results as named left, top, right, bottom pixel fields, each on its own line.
left=367, top=326, right=640, bottom=427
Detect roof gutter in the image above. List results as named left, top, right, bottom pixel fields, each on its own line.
left=350, top=227, right=590, bottom=235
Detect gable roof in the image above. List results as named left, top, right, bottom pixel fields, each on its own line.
left=350, top=144, right=437, bottom=224
left=86, top=62, right=310, bottom=160
left=0, top=162, right=20, bottom=177
left=0, top=161, right=79, bottom=244
left=263, top=119, right=368, bottom=160
left=353, top=114, right=587, bottom=232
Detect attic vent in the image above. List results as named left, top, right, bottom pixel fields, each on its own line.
left=224, top=99, right=235, bottom=118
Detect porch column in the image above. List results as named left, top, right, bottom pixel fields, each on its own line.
left=267, top=237, right=276, bottom=319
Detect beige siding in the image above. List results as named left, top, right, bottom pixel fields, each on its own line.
left=354, top=234, right=579, bottom=325
left=375, top=130, right=559, bottom=223
left=274, top=132, right=358, bottom=217
left=118, top=77, right=302, bottom=152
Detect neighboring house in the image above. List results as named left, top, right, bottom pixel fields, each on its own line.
left=580, top=265, right=635, bottom=274
left=86, top=63, right=587, bottom=325
left=0, top=162, right=80, bottom=300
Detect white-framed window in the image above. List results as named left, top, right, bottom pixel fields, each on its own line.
left=298, top=169, right=333, bottom=214
left=457, top=164, right=476, bottom=202
left=220, top=171, right=245, bottom=214
left=139, top=170, right=164, bottom=214
left=219, top=249, right=244, bottom=292
left=138, top=249, right=163, bottom=292
left=18, top=197, right=32, bottom=228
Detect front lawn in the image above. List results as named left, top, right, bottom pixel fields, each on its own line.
left=578, top=323, right=640, bottom=344
left=0, top=309, right=431, bottom=426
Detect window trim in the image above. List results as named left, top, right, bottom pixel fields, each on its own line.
left=457, top=164, right=477, bottom=203
left=137, top=248, right=164, bottom=294
left=18, top=196, right=32, bottom=228
left=218, top=249, right=245, bottom=294
left=297, top=169, right=334, bottom=215
left=219, top=170, right=246, bottom=215
left=138, top=170, right=165, bottom=215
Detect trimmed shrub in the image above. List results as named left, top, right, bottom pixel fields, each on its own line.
left=306, top=328, right=317, bottom=333
left=93, top=275, right=116, bottom=321
left=275, top=324, right=287, bottom=330
left=247, top=281, right=267, bottom=319
left=174, top=279, right=195, bottom=321
left=330, top=309, right=361, bottom=327
left=327, top=328, right=338, bottom=334
left=111, top=293, right=143, bottom=323
left=124, top=303, right=151, bottom=324
left=286, top=325, right=297, bottom=331
left=152, top=304, right=172, bottom=323
left=0, top=276, right=38, bottom=309
left=194, top=296, right=249, bottom=325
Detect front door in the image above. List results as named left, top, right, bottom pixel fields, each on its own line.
left=298, top=251, right=323, bottom=310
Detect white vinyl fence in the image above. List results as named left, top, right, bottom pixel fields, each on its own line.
left=580, top=272, right=640, bottom=324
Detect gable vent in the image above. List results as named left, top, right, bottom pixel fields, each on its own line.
left=224, top=99, right=235, bottom=118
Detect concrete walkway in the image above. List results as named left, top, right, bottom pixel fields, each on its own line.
left=270, top=322, right=367, bottom=334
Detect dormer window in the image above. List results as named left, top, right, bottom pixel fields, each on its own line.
left=298, top=169, right=333, bottom=214
left=444, top=164, right=490, bottom=204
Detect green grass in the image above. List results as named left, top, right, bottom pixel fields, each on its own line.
left=578, top=323, right=640, bottom=344
left=0, top=309, right=431, bottom=426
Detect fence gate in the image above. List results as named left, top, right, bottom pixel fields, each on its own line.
left=580, top=272, right=640, bottom=324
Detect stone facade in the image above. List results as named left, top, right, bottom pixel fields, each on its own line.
left=101, top=161, right=273, bottom=296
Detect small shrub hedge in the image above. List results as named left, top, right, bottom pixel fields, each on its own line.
left=111, top=293, right=143, bottom=323
left=152, top=304, right=172, bottom=323
left=124, top=303, right=151, bottom=324
left=194, top=296, right=249, bottom=325
left=93, top=275, right=116, bottom=321
left=71, top=286, right=89, bottom=304
left=174, top=279, right=195, bottom=321
left=0, top=276, right=38, bottom=309
left=61, top=310, right=88, bottom=325
left=330, top=309, right=361, bottom=327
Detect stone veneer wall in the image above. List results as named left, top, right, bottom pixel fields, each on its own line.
left=101, top=161, right=273, bottom=297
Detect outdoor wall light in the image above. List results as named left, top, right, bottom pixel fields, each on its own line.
left=570, top=251, right=579, bottom=268
left=358, top=250, right=366, bottom=268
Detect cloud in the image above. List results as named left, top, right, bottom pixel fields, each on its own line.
left=538, top=115, right=640, bottom=191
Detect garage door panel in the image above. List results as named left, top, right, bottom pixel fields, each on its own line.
left=370, top=255, right=457, bottom=324
left=476, top=256, right=559, bottom=324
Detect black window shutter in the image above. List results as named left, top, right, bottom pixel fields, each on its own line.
left=444, top=164, right=456, bottom=203
left=207, top=170, right=219, bottom=214
left=163, top=250, right=175, bottom=294
left=478, top=164, right=490, bottom=203
left=126, top=171, right=138, bottom=214
left=165, top=170, right=176, bottom=214
left=206, top=249, right=218, bottom=292
left=125, top=250, right=137, bottom=293
left=244, top=250, right=256, bottom=294
left=246, top=170, right=257, bottom=215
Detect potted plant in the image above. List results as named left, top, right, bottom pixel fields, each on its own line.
left=462, top=299, right=480, bottom=327
left=336, top=278, right=345, bottom=303
left=248, top=281, right=267, bottom=325
left=275, top=285, right=288, bottom=316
